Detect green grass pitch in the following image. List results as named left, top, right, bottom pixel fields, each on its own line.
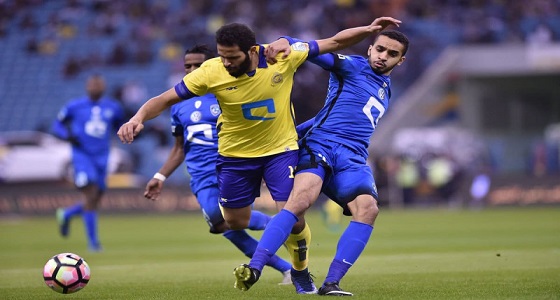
left=1, top=206, right=559, bottom=299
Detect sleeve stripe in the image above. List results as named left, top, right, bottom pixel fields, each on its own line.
left=174, top=81, right=196, bottom=99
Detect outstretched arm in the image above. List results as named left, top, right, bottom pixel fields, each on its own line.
left=266, top=16, right=401, bottom=62
left=117, top=88, right=182, bottom=144
left=315, top=16, right=401, bottom=54
left=144, top=136, right=185, bottom=201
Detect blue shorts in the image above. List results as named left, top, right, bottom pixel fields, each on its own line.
left=72, top=150, right=109, bottom=191
left=297, top=138, right=378, bottom=215
left=195, top=185, right=225, bottom=233
left=216, top=151, right=298, bottom=208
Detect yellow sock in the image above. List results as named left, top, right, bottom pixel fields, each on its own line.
left=285, top=222, right=311, bottom=271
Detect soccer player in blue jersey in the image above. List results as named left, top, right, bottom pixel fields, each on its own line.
left=52, top=74, right=125, bottom=252
left=143, top=44, right=291, bottom=284
left=235, top=28, right=409, bottom=296
left=117, top=18, right=401, bottom=294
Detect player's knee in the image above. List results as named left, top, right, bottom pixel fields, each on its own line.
left=285, top=194, right=313, bottom=216
left=352, top=196, right=379, bottom=224
left=224, top=218, right=250, bottom=230
left=209, top=221, right=228, bottom=234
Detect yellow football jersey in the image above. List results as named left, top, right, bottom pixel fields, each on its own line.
left=182, top=44, right=309, bottom=158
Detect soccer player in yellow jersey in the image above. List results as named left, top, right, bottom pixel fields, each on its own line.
left=117, top=17, right=401, bottom=294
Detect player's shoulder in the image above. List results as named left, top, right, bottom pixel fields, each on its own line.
left=66, top=96, right=87, bottom=108
left=286, top=42, right=309, bottom=61
left=335, top=54, right=367, bottom=64
left=290, top=41, right=309, bottom=53
left=189, top=57, right=228, bottom=81
left=334, top=54, right=370, bottom=72
left=200, top=57, right=223, bottom=69
left=100, top=97, right=123, bottom=108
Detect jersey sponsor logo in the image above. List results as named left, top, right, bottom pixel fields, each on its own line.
left=291, top=42, right=308, bottom=52
left=241, top=99, right=275, bottom=121
left=190, top=111, right=202, bottom=122
left=210, top=104, right=221, bottom=116
left=271, top=72, right=283, bottom=86
left=226, top=86, right=238, bottom=90
left=378, top=88, right=385, bottom=100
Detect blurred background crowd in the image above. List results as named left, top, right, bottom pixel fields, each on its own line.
left=1, top=0, right=559, bottom=208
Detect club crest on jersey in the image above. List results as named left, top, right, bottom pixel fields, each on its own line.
left=378, top=88, right=385, bottom=100
left=271, top=72, right=283, bottom=86
left=210, top=104, right=221, bottom=116
left=190, top=111, right=202, bottom=122
left=103, top=109, right=114, bottom=118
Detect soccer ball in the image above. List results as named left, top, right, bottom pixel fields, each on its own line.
left=43, top=253, right=91, bottom=294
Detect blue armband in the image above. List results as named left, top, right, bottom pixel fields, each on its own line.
left=174, top=81, right=196, bottom=100
left=307, top=40, right=319, bottom=59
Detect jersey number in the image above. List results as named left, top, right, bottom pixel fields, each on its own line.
left=186, top=124, right=214, bottom=145
left=241, top=99, right=275, bottom=121
left=362, top=96, right=386, bottom=129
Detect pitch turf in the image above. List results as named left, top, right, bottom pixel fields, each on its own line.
left=0, top=206, right=559, bottom=299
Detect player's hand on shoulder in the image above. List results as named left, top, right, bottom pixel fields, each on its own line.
left=117, top=118, right=144, bottom=144
left=369, top=17, right=402, bottom=32
left=265, top=38, right=292, bottom=64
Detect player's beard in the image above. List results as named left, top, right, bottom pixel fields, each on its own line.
left=369, top=57, right=395, bottom=75
left=226, top=53, right=252, bottom=77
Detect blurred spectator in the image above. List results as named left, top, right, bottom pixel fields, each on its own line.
left=121, top=80, right=148, bottom=111
left=19, top=12, right=37, bottom=30
left=527, top=23, right=554, bottom=45
left=107, top=42, right=128, bottom=65
left=38, top=38, right=58, bottom=55
left=63, top=56, right=82, bottom=79
left=395, top=155, right=420, bottom=206
left=25, top=38, right=39, bottom=53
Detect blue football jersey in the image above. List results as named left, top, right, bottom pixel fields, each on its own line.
left=306, top=54, right=391, bottom=158
left=53, top=96, right=125, bottom=156
left=170, top=93, right=221, bottom=194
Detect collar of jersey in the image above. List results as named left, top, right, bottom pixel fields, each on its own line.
left=246, top=44, right=268, bottom=77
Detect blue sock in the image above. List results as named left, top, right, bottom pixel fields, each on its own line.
left=223, top=230, right=257, bottom=257
left=83, top=211, right=99, bottom=247
left=224, top=230, right=291, bottom=273
left=266, top=253, right=291, bottom=273
left=325, top=221, right=373, bottom=283
left=64, top=203, right=84, bottom=219
left=247, top=210, right=271, bottom=231
left=249, top=209, right=298, bottom=271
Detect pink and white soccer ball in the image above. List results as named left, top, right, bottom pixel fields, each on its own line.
left=43, top=252, right=91, bottom=294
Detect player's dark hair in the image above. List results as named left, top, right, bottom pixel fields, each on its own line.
left=185, top=44, right=216, bottom=61
left=216, top=23, right=256, bottom=53
left=376, top=30, right=409, bottom=56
